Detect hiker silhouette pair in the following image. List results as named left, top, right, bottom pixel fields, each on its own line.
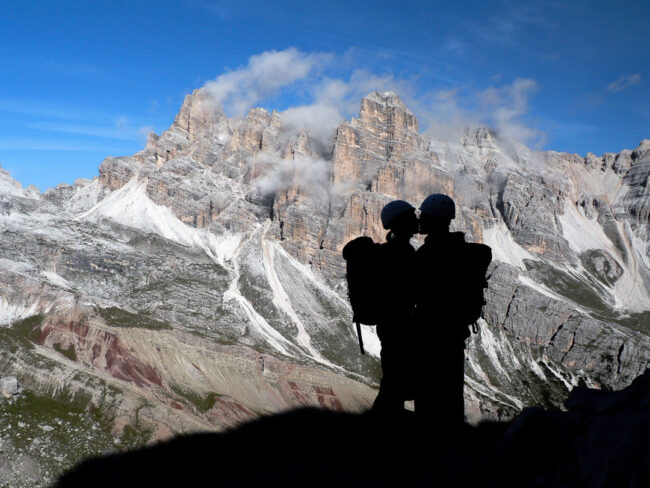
left=343, top=194, right=492, bottom=431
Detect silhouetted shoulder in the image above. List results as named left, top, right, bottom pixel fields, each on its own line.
left=463, top=242, right=492, bottom=269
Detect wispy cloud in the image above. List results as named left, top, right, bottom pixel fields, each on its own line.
left=606, top=74, right=642, bottom=93
left=463, top=15, right=516, bottom=45
left=477, top=78, right=544, bottom=147
left=253, top=153, right=331, bottom=204
left=198, top=48, right=543, bottom=148
left=0, top=138, right=126, bottom=152
left=202, top=48, right=333, bottom=116
left=0, top=57, right=104, bottom=78
left=199, top=48, right=415, bottom=146
left=191, top=0, right=234, bottom=18
left=408, top=79, right=544, bottom=147
left=442, top=39, right=466, bottom=55
left=0, top=98, right=110, bottom=122
left=3, top=48, right=544, bottom=167
left=278, top=69, right=414, bottom=146
left=32, top=59, right=104, bottom=77
left=457, top=1, right=563, bottom=56
left=1, top=98, right=155, bottom=146
left=28, top=120, right=145, bottom=142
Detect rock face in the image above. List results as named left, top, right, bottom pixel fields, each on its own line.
left=0, top=90, right=649, bottom=484
left=0, top=376, right=19, bottom=398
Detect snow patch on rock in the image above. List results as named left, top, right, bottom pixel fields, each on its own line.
left=483, top=222, right=536, bottom=270
left=0, top=167, right=40, bottom=200
left=611, top=221, right=650, bottom=312
left=262, top=228, right=333, bottom=367
left=205, top=232, right=242, bottom=267
left=0, top=298, right=40, bottom=326
left=77, top=176, right=244, bottom=269
left=558, top=203, right=618, bottom=255
left=41, top=271, right=72, bottom=290
left=78, top=177, right=201, bottom=246
left=223, top=231, right=296, bottom=357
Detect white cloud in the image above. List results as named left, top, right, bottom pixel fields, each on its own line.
left=414, top=88, right=476, bottom=139
left=280, top=104, right=343, bottom=147
left=202, top=48, right=332, bottom=116
left=0, top=138, right=120, bottom=152
left=137, top=125, right=155, bottom=143
left=278, top=69, right=413, bottom=147
left=443, top=39, right=465, bottom=55
left=477, top=78, right=544, bottom=147
left=28, top=121, right=139, bottom=141
left=253, top=152, right=331, bottom=205
left=198, top=48, right=543, bottom=150
left=26, top=117, right=154, bottom=145
left=412, top=78, right=543, bottom=148
left=115, top=116, right=129, bottom=129
left=607, top=74, right=642, bottom=93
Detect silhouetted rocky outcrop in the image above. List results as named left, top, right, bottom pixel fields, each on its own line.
left=54, top=368, right=649, bottom=488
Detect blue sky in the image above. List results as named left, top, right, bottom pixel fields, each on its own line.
left=1, top=0, right=648, bottom=191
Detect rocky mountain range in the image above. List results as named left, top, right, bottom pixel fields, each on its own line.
left=0, top=89, right=648, bottom=486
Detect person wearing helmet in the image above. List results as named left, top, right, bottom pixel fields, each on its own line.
left=372, top=199, right=418, bottom=415
left=413, top=194, right=469, bottom=430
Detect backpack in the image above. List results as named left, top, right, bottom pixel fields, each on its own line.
left=459, top=242, right=492, bottom=331
left=342, top=236, right=383, bottom=354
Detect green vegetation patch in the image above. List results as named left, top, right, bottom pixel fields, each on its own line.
left=0, top=390, right=112, bottom=487
left=96, top=306, right=172, bottom=330
left=579, top=249, right=623, bottom=286
left=524, top=260, right=612, bottom=314
left=0, top=387, right=154, bottom=488
left=53, top=343, right=77, bottom=361
left=121, top=423, right=153, bottom=446
left=7, top=314, right=45, bottom=345
left=611, top=312, right=650, bottom=335
left=170, top=384, right=218, bottom=413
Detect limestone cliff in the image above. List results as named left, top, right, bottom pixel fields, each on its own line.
left=1, top=90, right=649, bottom=486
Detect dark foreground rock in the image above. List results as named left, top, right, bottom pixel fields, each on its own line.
left=54, top=369, right=649, bottom=488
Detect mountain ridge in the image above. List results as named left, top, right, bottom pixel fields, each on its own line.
left=0, top=90, right=649, bottom=486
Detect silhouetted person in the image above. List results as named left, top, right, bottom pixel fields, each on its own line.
left=371, top=200, right=418, bottom=415
left=413, top=194, right=491, bottom=432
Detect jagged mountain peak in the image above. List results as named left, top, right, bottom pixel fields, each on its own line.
left=1, top=81, right=649, bottom=488
left=472, top=125, right=498, bottom=145
left=359, top=91, right=418, bottom=132
left=359, top=92, right=419, bottom=132
left=172, top=88, right=226, bottom=142
left=0, top=165, right=40, bottom=200
left=363, top=90, right=408, bottom=108
left=0, top=164, right=20, bottom=187
left=632, top=138, right=650, bottom=160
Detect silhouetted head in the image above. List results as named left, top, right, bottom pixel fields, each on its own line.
left=381, top=200, right=418, bottom=240
left=419, top=194, right=455, bottom=236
